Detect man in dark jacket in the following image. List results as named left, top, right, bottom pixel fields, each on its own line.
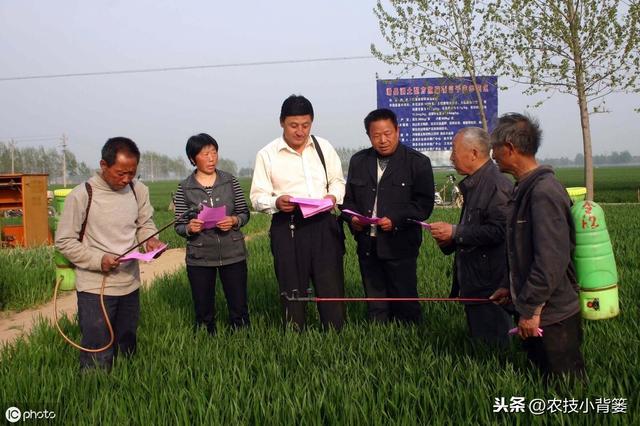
left=430, top=127, right=513, bottom=346
left=342, top=108, right=434, bottom=323
left=489, top=113, right=586, bottom=381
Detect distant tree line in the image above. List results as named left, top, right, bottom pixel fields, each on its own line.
left=0, top=142, right=241, bottom=184
left=125, top=152, right=240, bottom=182
left=215, top=158, right=238, bottom=177
left=137, top=152, right=188, bottom=181
left=541, top=151, right=638, bottom=167
left=238, top=167, right=253, bottom=177
left=234, top=146, right=406, bottom=179
left=134, top=152, right=239, bottom=181
left=336, top=147, right=366, bottom=175
left=0, top=141, right=92, bottom=184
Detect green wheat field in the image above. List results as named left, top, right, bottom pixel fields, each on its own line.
left=1, top=167, right=638, bottom=425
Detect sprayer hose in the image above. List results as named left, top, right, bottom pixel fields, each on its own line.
left=53, top=273, right=114, bottom=353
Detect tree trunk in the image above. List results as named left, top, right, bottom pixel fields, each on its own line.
left=469, top=75, right=488, bottom=131
left=577, top=91, right=594, bottom=201
left=567, top=0, right=594, bottom=201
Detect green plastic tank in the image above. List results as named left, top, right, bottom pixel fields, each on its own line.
left=52, top=189, right=73, bottom=233
left=52, top=188, right=76, bottom=291
left=566, top=187, right=587, bottom=204
left=54, top=249, right=76, bottom=291
left=571, top=200, right=619, bottom=320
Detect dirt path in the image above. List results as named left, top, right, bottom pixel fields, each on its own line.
left=0, top=248, right=186, bottom=347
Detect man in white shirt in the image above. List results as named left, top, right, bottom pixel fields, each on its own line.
left=250, top=95, right=346, bottom=331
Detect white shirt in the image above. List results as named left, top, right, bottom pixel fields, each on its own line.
left=250, top=135, right=345, bottom=214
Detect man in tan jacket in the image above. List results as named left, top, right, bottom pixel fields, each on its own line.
left=56, top=137, right=162, bottom=370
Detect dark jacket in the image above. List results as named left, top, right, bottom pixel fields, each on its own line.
left=174, top=170, right=250, bottom=267
left=341, top=144, right=435, bottom=259
left=506, top=166, right=580, bottom=326
left=441, top=160, right=512, bottom=300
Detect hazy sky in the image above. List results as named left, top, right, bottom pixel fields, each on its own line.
left=1, top=1, right=638, bottom=169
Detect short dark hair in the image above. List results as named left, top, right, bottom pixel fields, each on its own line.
left=186, top=133, right=219, bottom=166
left=101, top=137, right=140, bottom=166
left=280, top=95, right=314, bottom=122
left=364, top=108, right=398, bottom=135
left=491, top=113, right=542, bottom=156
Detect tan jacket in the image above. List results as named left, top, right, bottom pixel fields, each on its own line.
left=55, top=173, right=157, bottom=296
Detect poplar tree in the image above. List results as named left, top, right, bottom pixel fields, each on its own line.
left=371, top=0, right=504, bottom=130
left=490, top=0, right=640, bottom=200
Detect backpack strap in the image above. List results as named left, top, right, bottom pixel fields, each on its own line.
left=312, top=136, right=345, bottom=243
left=311, top=135, right=329, bottom=192
left=78, top=182, right=93, bottom=242
left=129, top=181, right=137, bottom=201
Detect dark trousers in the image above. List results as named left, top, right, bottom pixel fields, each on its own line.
left=270, top=211, right=345, bottom=331
left=77, top=289, right=139, bottom=370
left=186, top=260, right=249, bottom=334
left=522, top=312, right=586, bottom=381
left=464, top=303, right=513, bottom=347
left=358, top=241, right=422, bottom=324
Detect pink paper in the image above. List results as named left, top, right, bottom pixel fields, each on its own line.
left=120, top=243, right=168, bottom=262
left=341, top=209, right=380, bottom=225
left=197, top=205, right=227, bottom=229
left=409, top=219, right=431, bottom=229
left=289, top=197, right=334, bottom=218
left=508, top=327, right=543, bottom=337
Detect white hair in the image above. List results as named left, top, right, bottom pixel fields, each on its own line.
left=456, top=127, right=490, bottom=157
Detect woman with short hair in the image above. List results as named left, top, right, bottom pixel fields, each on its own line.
left=174, top=133, right=250, bottom=334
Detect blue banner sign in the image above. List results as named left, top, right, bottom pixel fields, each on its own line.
left=376, top=76, right=498, bottom=166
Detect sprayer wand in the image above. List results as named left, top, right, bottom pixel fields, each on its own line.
left=280, top=288, right=491, bottom=304
left=54, top=204, right=202, bottom=352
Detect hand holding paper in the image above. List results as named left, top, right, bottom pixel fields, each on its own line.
left=289, top=197, right=334, bottom=218
left=409, top=219, right=431, bottom=230
left=120, top=243, right=168, bottom=263
left=377, top=217, right=393, bottom=231
left=275, top=195, right=296, bottom=213
left=342, top=209, right=380, bottom=225
left=197, top=205, right=227, bottom=229
left=216, top=216, right=237, bottom=232
left=508, top=327, right=543, bottom=338
left=145, top=237, right=163, bottom=252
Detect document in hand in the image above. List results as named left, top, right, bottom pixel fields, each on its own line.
left=508, top=327, right=543, bottom=337
left=120, top=243, right=168, bottom=262
left=197, top=205, right=227, bottom=229
left=409, top=219, right=431, bottom=230
left=341, top=209, right=380, bottom=225
left=289, top=197, right=334, bottom=218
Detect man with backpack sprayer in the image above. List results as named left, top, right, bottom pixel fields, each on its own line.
left=55, top=137, right=163, bottom=371
left=489, top=113, right=586, bottom=382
